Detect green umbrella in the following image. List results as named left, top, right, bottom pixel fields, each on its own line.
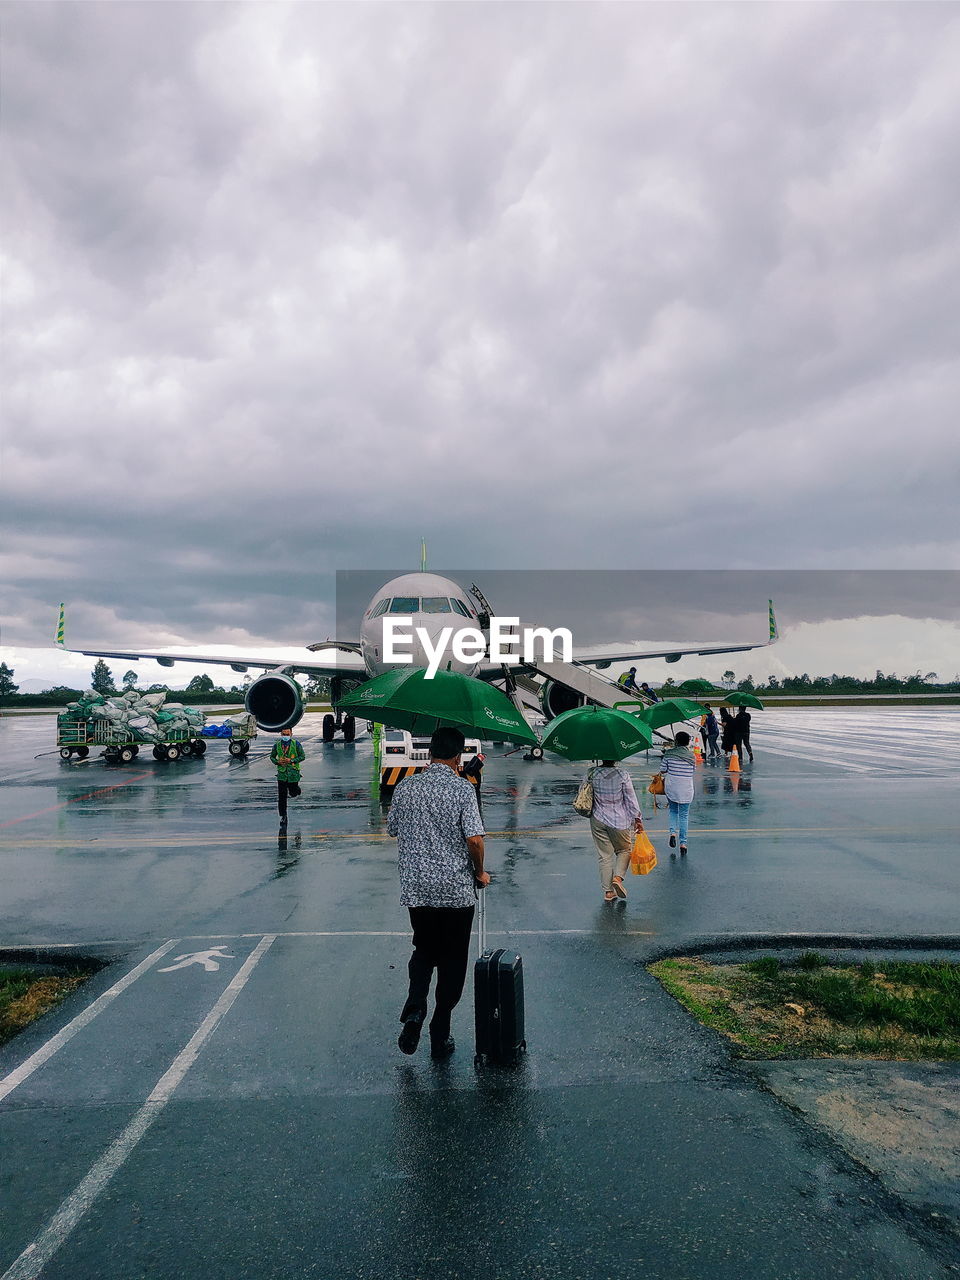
left=335, top=667, right=539, bottom=744
left=724, top=692, right=765, bottom=710
left=541, top=705, right=655, bottom=762
left=635, top=697, right=709, bottom=732
left=675, top=678, right=719, bottom=695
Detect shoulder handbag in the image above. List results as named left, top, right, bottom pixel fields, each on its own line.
left=647, top=770, right=665, bottom=810
left=573, top=768, right=596, bottom=816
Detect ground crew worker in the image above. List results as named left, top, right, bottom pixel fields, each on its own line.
left=271, top=727, right=305, bottom=827
left=618, top=667, right=640, bottom=695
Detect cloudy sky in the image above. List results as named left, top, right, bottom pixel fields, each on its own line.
left=2, top=2, right=958, bottom=687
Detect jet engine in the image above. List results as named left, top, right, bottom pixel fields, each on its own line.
left=245, top=672, right=304, bottom=732
left=539, top=679, right=584, bottom=720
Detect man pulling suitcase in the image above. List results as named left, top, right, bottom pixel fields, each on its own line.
left=387, top=726, right=490, bottom=1060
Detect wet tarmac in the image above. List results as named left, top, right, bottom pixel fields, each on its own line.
left=1, top=708, right=959, bottom=1278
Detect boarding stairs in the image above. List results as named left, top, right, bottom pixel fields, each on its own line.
left=525, top=658, right=649, bottom=712
left=495, top=656, right=649, bottom=721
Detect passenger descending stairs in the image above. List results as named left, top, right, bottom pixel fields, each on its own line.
left=497, top=662, right=648, bottom=722
left=525, top=658, right=649, bottom=712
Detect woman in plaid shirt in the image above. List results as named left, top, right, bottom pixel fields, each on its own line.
left=586, top=760, right=644, bottom=902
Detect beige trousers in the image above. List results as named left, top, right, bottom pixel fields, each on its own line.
left=590, top=817, right=633, bottom=891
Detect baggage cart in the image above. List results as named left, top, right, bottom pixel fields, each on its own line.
left=56, top=714, right=257, bottom=764
left=201, top=717, right=258, bottom=758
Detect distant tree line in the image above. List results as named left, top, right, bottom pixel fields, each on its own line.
left=0, top=661, right=331, bottom=707
left=2, top=658, right=956, bottom=710
left=662, top=670, right=960, bottom=695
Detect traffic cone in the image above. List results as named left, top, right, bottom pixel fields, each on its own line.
left=693, top=739, right=703, bottom=761
left=728, top=747, right=740, bottom=773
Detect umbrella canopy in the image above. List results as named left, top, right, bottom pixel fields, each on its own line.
left=335, top=667, right=539, bottom=744
left=675, top=678, right=719, bottom=695
left=541, top=704, right=655, bottom=762
left=635, top=697, right=709, bottom=732
left=724, top=692, right=765, bottom=710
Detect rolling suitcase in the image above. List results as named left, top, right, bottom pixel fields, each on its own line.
left=474, top=890, right=526, bottom=1067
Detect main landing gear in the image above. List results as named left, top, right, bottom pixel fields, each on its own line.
left=323, top=676, right=357, bottom=742
left=322, top=712, right=356, bottom=743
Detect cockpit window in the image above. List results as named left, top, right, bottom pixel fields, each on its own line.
left=421, top=597, right=452, bottom=613
left=388, top=597, right=419, bottom=614
left=371, top=598, right=390, bottom=618
left=451, top=598, right=473, bottom=618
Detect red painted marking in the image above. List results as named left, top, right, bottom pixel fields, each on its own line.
left=0, top=773, right=153, bottom=828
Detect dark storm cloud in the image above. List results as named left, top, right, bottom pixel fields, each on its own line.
left=334, top=570, right=960, bottom=642
left=2, top=2, right=958, bottom=655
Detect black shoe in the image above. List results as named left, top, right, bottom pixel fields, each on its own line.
left=669, top=834, right=677, bottom=848
left=679, top=845, right=687, bottom=857
left=430, top=1035, right=455, bottom=1060
left=398, top=1014, right=424, bottom=1055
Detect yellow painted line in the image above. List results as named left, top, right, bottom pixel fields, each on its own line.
left=0, top=825, right=956, bottom=851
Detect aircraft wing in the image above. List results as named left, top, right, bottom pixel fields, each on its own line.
left=475, top=600, right=779, bottom=674
left=63, top=643, right=366, bottom=678
left=572, top=600, right=778, bottom=667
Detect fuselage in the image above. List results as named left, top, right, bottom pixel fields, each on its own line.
left=358, top=572, right=483, bottom=678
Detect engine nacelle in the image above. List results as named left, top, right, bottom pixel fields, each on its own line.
left=245, top=673, right=304, bottom=732
left=540, top=679, right=584, bottom=720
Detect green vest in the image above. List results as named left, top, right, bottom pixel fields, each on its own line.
left=271, top=737, right=304, bottom=781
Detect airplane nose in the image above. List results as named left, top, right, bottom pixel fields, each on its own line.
left=411, top=624, right=481, bottom=677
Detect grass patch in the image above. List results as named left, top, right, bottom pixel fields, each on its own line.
left=0, top=968, right=91, bottom=1047
left=648, top=954, right=960, bottom=1061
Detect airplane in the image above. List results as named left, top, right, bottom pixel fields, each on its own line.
left=57, top=575, right=779, bottom=742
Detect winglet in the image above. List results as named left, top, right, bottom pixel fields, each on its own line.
left=55, top=603, right=66, bottom=647
left=768, top=599, right=779, bottom=643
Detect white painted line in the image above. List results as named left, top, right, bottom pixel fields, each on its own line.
left=0, top=940, right=139, bottom=948
left=748, top=743, right=874, bottom=771
left=1, top=934, right=276, bottom=1280
left=181, top=931, right=412, bottom=938
left=0, top=940, right=179, bottom=1103
left=176, top=928, right=652, bottom=939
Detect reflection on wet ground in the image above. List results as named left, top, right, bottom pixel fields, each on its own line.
left=1, top=707, right=958, bottom=947
left=2, top=709, right=959, bottom=1280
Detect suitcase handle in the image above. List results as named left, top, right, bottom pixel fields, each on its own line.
left=476, top=884, right=487, bottom=956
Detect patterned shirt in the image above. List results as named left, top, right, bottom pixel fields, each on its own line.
left=387, top=762, right=485, bottom=908
left=587, top=765, right=641, bottom=830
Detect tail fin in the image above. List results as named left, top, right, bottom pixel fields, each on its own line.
left=55, top=603, right=66, bottom=647
left=420, top=538, right=427, bottom=572
left=768, top=600, right=779, bottom=643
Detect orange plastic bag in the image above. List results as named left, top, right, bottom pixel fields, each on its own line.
left=630, top=829, right=658, bottom=875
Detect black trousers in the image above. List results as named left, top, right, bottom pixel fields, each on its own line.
left=277, top=779, right=301, bottom=817
left=400, top=905, right=475, bottom=1041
